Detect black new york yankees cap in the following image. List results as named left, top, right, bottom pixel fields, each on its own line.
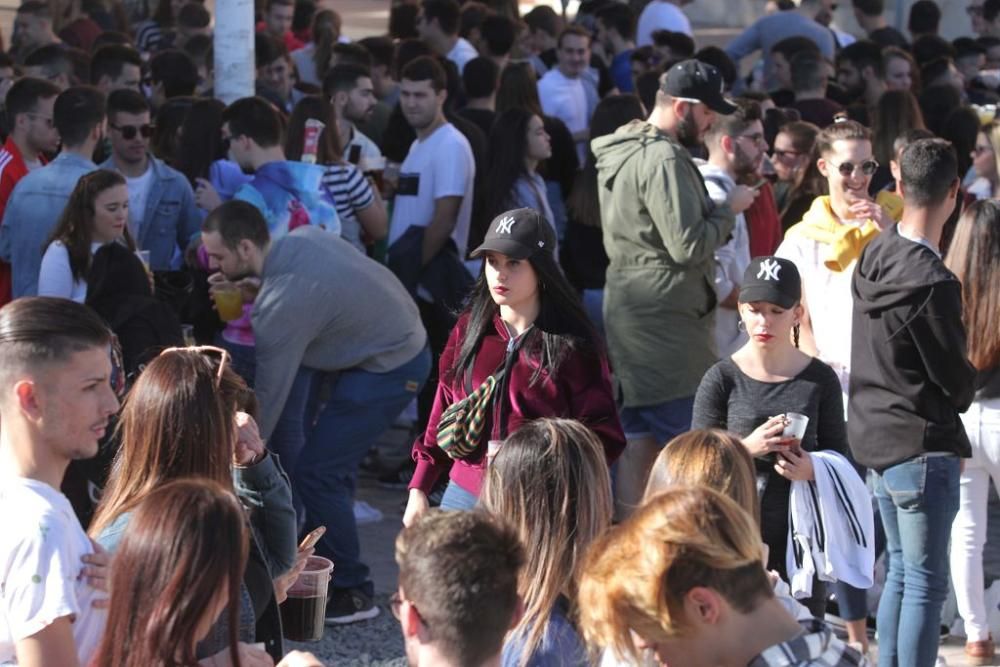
left=739, top=256, right=801, bottom=308
left=661, top=59, right=738, bottom=115
left=469, top=207, right=556, bottom=260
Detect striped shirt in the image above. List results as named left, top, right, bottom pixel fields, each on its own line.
left=321, top=163, right=375, bottom=252
left=134, top=20, right=172, bottom=54
left=748, top=619, right=868, bottom=666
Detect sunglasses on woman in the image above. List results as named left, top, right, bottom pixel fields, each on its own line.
left=159, top=345, right=231, bottom=388
left=830, top=159, right=879, bottom=177
left=111, top=123, right=155, bottom=140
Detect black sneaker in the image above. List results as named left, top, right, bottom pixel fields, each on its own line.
left=378, top=460, right=415, bottom=489
left=325, top=587, right=380, bottom=625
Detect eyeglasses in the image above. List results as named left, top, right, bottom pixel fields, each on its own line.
left=771, top=149, right=805, bottom=161
left=110, top=123, right=154, bottom=140
left=830, top=159, right=879, bottom=177
left=25, top=112, right=53, bottom=127
left=735, top=132, right=765, bottom=146
left=159, top=345, right=230, bottom=388
left=389, top=592, right=426, bottom=625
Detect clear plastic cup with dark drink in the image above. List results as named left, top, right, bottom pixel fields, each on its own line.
left=280, top=556, right=334, bottom=641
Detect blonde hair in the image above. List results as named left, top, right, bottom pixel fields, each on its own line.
left=480, top=418, right=613, bottom=667
left=643, top=429, right=760, bottom=525
left=578, top=487, right=772, bottom=662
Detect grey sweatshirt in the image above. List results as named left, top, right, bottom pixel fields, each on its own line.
left=253, top=226, right=428, bottom=439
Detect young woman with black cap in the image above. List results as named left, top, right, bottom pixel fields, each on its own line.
left=402, top=208, right=625, bottom=525
left=691, top=255, right=848, bottom=617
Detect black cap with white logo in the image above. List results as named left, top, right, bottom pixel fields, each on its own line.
left=469, top=208, right=556, bottom=260
left=661, top=59, right=738, bottom=115
left=739, top=256, right=801, bottom=308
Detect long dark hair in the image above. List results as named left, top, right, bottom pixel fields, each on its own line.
left=871, top=89, right=926, bottom=167
left=567, top=94, right=645, bottom=229
left=453, top=236, right=599, bottom=386
left=46, top=169, right=135, bottom=282
left=91, top=479, right=247, bottom=667
left=311, top=10, right=339, bottom=83
left=496, top=62, right=543, bottom=117
left=476, top=108, right=536, bottom=236
left=945, top=199, right=1000, bottom=372
left=284, top=94, right=343, bottom=164
left=174, top=97, right=226, bottom=184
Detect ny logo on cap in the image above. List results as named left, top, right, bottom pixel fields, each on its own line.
left=495, top=216, right=517, bottom=235
left=757, top=259, right=781, bottom=281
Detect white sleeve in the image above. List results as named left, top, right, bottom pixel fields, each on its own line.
left=37, top=242, right=76, bottom=299
left=431, top=134, right=473, bottom=200
left=1, top=508, right=83, bottom=644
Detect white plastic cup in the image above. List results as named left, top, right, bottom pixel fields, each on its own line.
left=782, top=412, right=809, bottom=440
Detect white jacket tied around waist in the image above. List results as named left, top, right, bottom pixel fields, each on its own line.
left=787, top=450, right=875, bottom=599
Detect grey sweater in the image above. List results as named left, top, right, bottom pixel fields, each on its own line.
left=253, top=226, right=428, bottom=439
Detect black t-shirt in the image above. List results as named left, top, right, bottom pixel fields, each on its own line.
left=457, top=107, right=496, bottom=139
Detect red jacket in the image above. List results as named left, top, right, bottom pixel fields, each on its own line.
left=410, top=313, right=625, bottom=496
left=0, top=137, right=46, bottom=305
left=745, top=181, right=782, bottom=257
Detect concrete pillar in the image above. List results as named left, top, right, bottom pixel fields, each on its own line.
left=213, top=0, right=256, bottom=104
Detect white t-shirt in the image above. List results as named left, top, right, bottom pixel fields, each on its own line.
left=37, top=241, right=104, bottom=303
left=446, top=37, right=479, bottom=74
left=389, top=122, right=475, bottom=257
left=775, top=232, right=858, bottom=398
left=126, top=166, right=154, bottom=235
left=345, top=126, right=383, bottom=164
left=537, top=69, right=597, bottom=164
left=636, top=0, right=693, bottom=46
left=0, top=476, right=106, bottom=665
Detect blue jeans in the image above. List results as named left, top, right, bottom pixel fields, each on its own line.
left=873, top=455, right=960, bottom=667
left=439, top=482, right=478, bottom=510
left=618, top=396, right=695, bottom=445
left=270, top=346, right=431, bottom=592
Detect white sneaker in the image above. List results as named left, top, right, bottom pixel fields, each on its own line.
left=353, top=500, right=383, bottom=525
left=935, top=656, right=948, bottom=667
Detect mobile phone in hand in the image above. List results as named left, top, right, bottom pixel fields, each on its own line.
left=299, top=526, right=326, bottom=550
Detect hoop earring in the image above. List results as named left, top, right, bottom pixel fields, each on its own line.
left=737, top=320, right=746, bottom=332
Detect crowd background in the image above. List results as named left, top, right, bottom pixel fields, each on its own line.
left=1, top=0, right=1000, bottom=666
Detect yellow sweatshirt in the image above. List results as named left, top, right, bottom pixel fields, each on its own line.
left=784, top=192, right=904, bottom=272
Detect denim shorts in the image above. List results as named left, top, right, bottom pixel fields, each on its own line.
left=618, top=395, right=695, bottom=445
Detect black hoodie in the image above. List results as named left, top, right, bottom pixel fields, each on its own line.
left=848, top=225, right=977, bottom=472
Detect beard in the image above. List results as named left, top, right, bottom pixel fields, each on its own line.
left=676, top=108, right=702, bottom=148
left=732, top=142, right=761, bottom=181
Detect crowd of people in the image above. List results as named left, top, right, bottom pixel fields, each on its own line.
left=1, top=0, right=1000, bottom=665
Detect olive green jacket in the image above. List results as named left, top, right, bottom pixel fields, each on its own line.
left=593, top=120, right=735, bottom=408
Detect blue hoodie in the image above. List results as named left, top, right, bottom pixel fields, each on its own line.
left=233, top=161, right=340, bottom=238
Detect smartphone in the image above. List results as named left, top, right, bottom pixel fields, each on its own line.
left=299, top=526, right=326, bottom=550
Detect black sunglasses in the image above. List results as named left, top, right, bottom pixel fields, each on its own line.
left=111, top=123, right=154, bottom=140
left=831, top=159, right=879, bottom=177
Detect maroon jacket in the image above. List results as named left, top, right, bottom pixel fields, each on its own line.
left=410, top=313, right=625, bottom=496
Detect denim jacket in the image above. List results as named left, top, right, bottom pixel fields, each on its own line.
left=100, top=154, right=201, bottom=270
left=0, top=152, right=97, bottom=298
